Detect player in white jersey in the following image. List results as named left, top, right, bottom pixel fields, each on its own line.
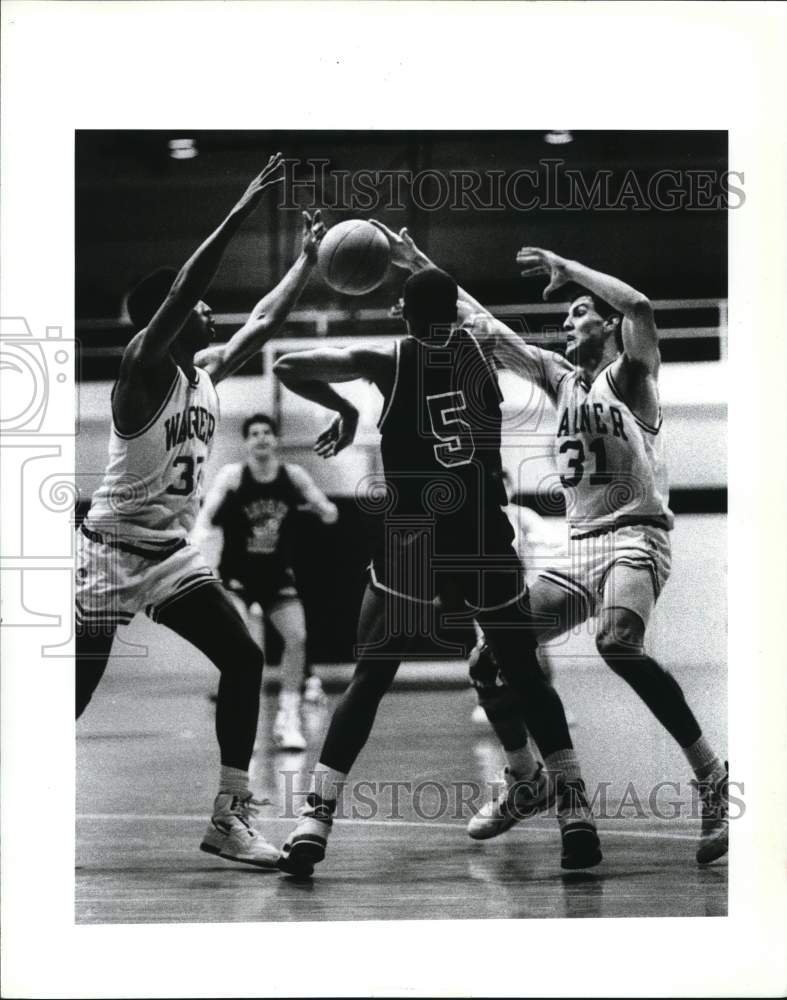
left=76, top=154, right=326, bottom=869
left=371, top=226, right=728, bottom=865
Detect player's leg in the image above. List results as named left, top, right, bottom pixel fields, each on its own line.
left=476, top=591, right=601, bottom=869
left=267, top=598, right=308, bottom=751
left=596, top=563, right=728, bottom=863
left=154, top=581, right=279, bottom=868
left=74, top=529, right=132, bottom=717
left=279, top=583, right=405, bottom=876
left=75, top=625, right=116, bottom=718
left=467, top=573, right=590, bottom=839
left=207, top=581, right=251, bottom=705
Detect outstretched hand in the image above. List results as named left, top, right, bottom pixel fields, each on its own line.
left=370, top=221, right=429, bottom=272
left=235, top=153, right=285, bottom=211
left=302, top=209, right=326, bottom=262
left=516, top=246, right=570, bottom=300
left=314, top=408, right=359, bottom=459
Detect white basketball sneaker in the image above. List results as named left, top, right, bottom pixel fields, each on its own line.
left=200, top=793, right=280, bottom=869
left=467, top=763, right=554, bottom=840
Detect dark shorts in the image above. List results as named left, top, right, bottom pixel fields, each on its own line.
left=368, top=510, right=526, bottom=614
left=222, top=565, right=299, bottom=613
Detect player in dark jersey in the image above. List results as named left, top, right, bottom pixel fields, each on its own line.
left=373, top=229, right=727, bottom=864
left=76, top=155, right=327, bottom=869
left=272, top=263, right=602, bottom=877
left=194, top=413, right=337, bottom=750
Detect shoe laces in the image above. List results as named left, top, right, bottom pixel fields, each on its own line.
left=232, top=793, right=272, bottom=828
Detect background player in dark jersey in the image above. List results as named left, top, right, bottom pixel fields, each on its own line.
left=194, top=412, right=338, bottom=750
left=76, top=156, right=327, bottom=869
left=273, top=263, right=602, bottom=877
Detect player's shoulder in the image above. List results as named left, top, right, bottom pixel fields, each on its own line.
left=217, top=461, right=244, bottom=490
left=283, top=461, right=311, bottom=485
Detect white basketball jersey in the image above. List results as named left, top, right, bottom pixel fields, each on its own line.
left=553, top=362, right=673, bottom=537
left=86, top=365, right=219, bottom=543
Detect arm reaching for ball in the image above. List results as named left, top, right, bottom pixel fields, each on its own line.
left=369, top=220, right=573, bottom=402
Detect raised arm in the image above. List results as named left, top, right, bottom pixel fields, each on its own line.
left=369, top=220, right=571, bottom=401
left=516, top=247, right=660, bottom=374
left=286, top=464, right=339, bottom=524
left=196, top=211, right=326, bottom=384
left=123, top=154, right=283, bottom=372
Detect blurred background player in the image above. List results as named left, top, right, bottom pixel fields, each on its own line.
left=194, top=412, right=338, bottom=751
left=76, top=156, right=327, bottom=868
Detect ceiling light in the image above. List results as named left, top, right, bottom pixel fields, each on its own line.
left=544, top=130, right=573, bottom=145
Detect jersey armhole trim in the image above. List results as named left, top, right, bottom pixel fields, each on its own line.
left=112, top=369, right=181, bottom=440
left=377, top=340, right=401, bottom=429
left=605, top=368, right=662, bottom=435
left=464, top=328, right=505, bottom=403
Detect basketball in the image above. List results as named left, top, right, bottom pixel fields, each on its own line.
left=318, top=219, right=391, bottom=295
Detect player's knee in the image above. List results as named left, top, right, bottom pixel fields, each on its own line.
left=596, top=620, right=644, bottom=664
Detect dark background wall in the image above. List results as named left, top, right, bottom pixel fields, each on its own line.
left=77, top=130, right=729, bottom=321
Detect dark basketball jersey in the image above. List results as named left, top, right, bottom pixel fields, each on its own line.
left=214, top=463, right=302, bottom=584
left=373, top=327, right=518, bottom=620
left=379, top=329, right=508, bottom=531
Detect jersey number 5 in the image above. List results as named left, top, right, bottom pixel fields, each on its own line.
left=167, top=456, right=205, bottom=496
left=426, top=391, right=475, bottom=468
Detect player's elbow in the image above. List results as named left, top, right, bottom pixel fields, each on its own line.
left=273, top=354, right=297, bottom=380
left=628, top=294, right=654, bottom=320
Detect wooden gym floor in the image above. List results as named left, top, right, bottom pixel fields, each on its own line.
left=76, top=619, right=727, bottom=924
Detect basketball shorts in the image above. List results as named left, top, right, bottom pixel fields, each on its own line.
left=537, top=522, right=672, bottom=630
left=75, top=524, right=217, bottom=632
left=222, top=567, right=300, bottom=613
left=368, top=513, right=527, bottom=615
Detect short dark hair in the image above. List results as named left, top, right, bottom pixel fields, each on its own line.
left=570, top=291, right=623, bottom=352
left=125, top=268, right=178, bottom=331
left=402, top=267, right=458, bottom=329
left=242, top=413, right=278, bottom=438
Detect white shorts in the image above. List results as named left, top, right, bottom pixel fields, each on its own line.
left=75, top=525, right=217, bottom=632
left=537, top=523, right=672, bottom=630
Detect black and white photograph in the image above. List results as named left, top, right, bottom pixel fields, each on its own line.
left=73, top=129, right=731, bottom=923
left=2, top=4, right=786, bottom=998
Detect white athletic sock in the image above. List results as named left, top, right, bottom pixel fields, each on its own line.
left=683, top=736, right=725, bottom=782
left=310, top=763, right=346, bottom=805
left=219, top=765, right=250, bottom=797
left=279, top=690, right=301, bottom=712
left=505, top=744, right=539, bottom=780
left=544, top=749, right=582, bottom=785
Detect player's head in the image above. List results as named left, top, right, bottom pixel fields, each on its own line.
left=242, top=413, right=278, bottom=458
left=402, top=267, right=458, bottom=344
left=562, top=293, right=622, bottom=366
left=125, top=268, right=216, bottom=352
